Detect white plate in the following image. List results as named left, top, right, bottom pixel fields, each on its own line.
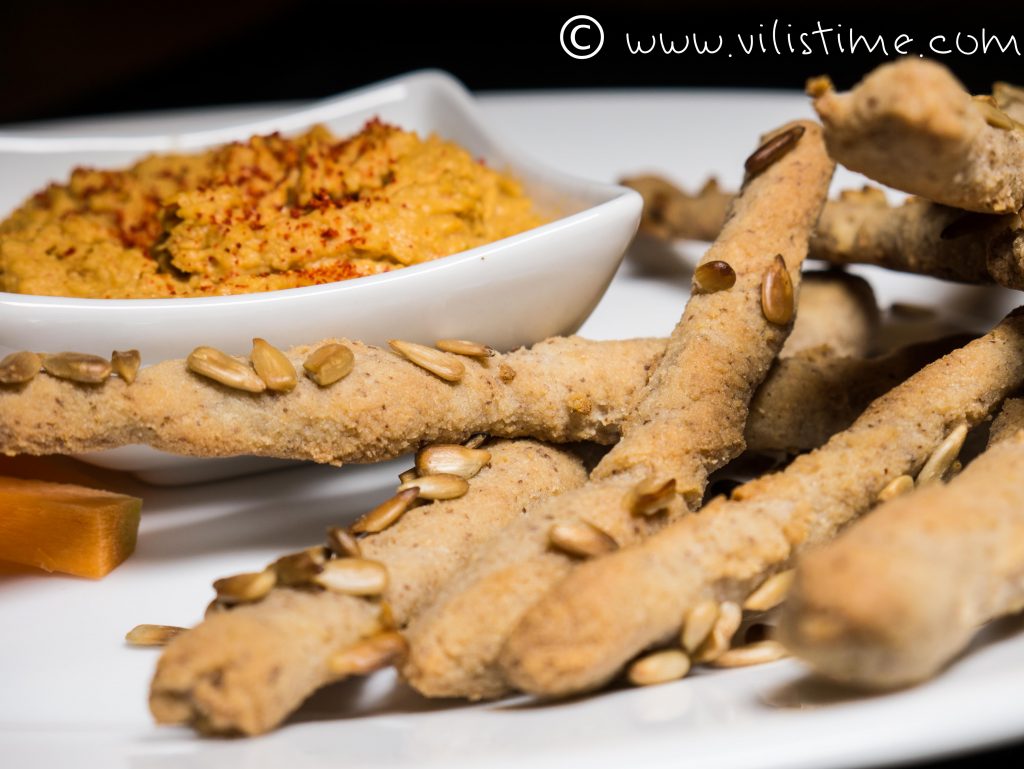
left=1, top=90, right=1022, bottom=769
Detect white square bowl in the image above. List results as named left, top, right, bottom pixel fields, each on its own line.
left=0, top=71, right=641, bottom=482
left=0, top=70, right=640, bottom=359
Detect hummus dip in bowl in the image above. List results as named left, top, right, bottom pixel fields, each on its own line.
left=0, top=71, right=641, bottom=482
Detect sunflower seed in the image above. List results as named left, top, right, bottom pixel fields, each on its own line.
left=0, top=351, right=40, bottom=384
left=744, top=125, right=805, bottom=178
left=627, top=649, right=691, bottom=686
left=681, top=600, right=720, bottom=653
left=761, top=254, right=794, bottom=325
left=917, top=424, right=968, bottom=486
left=398, top=467, right=419, bottom=484
left=693, top=601, right=742, bottom=663
left=273, top=546, right=328, bottom=586
left=213, top=569, right=276, bottom=604
left=463, top=434, right=488, bottom=449
left=415, top=444, right=491, bottom=479
left=435, top=339, right=495, bottom=358
left=626, top=476, right=676, bottom=516
left=42, top=352, right=112, bottom=384
left=326, top=526, right=362, bottom=558
left=111, top=349, right=140, bottom=384
left=877, top=474, right=914, bottom=503
left=303, top=343, right=354, bottom=386
left=251, top=338, right=297, bottom=392
left=693, top=260, right=737, bottom=294
left=743, top=570, right=795, bottom=612
left=313, top=558, right=389, bottom=596
left=974, top=96, right=1015, bottom=130
left=709, top=639, right=789, bottom=668
left=397, top=473, right=469, bottom=500
left=328, top=631, right=408, bottom=677
left=125, top=624, right=186, bottom=647
left=351, top=488, right=420, bottom=534
left=549, top=521, right=618, bottom=558
left=388, top=339, right=465, bottom=382
left=187, top=346, right=265, bottom=392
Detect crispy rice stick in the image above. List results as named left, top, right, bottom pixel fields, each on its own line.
left=0, top=273, right=873, bottom=462
left=500, top=310, right=1024, bottom=697
left=627, top=176, right=1024, bottom=290
left=778, top=397, right=1024, bottom=689
left=400, top=121, right=833, bottom=699
left=149, top=440, right=587, bottom=736
left=812, top=58, right=1024, bottom=214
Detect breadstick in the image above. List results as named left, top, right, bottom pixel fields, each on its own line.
left=149, top=439, right=586, bottom=735
left=622, top=175, right=732, bottom=241
left=778, top=397, right=1024, bottom=689
left=747, top=334, right=970, bottom=453
left=813, top=190, right=1022, bottom=287
left=628, top=175, right=1024, bottom=290
left=501, top=310, right=1024, bottom=697
left=0, top=271, right=877, bottom=462
left=780, top=270, right=877, bottom=359
left=400, top=121, right=834, bottom=699
left=812, top=58, right=1024, bottom=213
left=994, top=81, right=1024, bottom=123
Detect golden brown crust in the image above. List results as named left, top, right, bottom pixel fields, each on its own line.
left=813, top=59, right=1024, bottom=213
left=149, top=439, right=587, bottom=735
left=778, top=402, right=1024, bottom=688
left=500, top=311, right=1024, bottom=697
left=401, top=121, right=834, bottom=699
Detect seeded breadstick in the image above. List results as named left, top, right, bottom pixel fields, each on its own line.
left=747, top=334, right=970, bottom=453
left=149, top=439, right=586, bottom=735
left=622, top=175, right=732, bottom=242
left=0, top=270, right=879, bottom=464
left=813, top=189, right=1024, bottom=289
left=400, top=121, right=834, bottom=700
left=629, top=174, right=1024, bottom=291
left=812, top=58, right=1024, bottom=213
left=778, top=397, right=1024, bottom=689
left=501, top=311, right=1024, bottom=697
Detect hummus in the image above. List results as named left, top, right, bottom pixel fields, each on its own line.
left=0, top=120, right=544, bottom=298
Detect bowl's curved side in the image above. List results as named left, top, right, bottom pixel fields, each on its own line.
left=0, top=192, right=640, bottom=360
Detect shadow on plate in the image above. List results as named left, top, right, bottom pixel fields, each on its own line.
left=763, top=612, right=1024, bottom=710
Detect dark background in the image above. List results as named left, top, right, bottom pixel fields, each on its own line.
left=3, top=1, right=1022, bottom=766
left=2, top=0, right=1022, bottom=125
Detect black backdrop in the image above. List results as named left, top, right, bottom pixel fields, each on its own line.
left=2, top=0, right=1023, bottom=125
left=3, top=2, right=1024, bottom=766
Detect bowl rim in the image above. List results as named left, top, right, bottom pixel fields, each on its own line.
left=0, top=69, right=641, bottom=310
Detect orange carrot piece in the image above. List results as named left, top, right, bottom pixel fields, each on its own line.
left=0, top=476, right=142, bottom=578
